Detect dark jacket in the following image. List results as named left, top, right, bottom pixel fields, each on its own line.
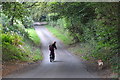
left=52, top=43, right=57, bottom=49
left=49, top=43, right=57, bottom=54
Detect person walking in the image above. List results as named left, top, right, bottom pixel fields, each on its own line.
left=49, top=41, right=57, bottom=62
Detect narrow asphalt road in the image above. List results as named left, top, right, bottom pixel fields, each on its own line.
left=5, top=25, right=99, bottom=78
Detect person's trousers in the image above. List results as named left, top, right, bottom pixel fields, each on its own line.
left=50, top=52, right=55, bottom=60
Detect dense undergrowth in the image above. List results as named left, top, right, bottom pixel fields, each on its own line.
left=1, top=2, right=43, bottom=62
left=1, top=14, right=42, bottom=62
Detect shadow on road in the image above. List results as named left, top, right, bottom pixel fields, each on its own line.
left=53, top=61, right=64, bottom=62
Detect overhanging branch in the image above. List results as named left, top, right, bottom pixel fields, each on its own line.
left=25, top=2, right=39, bottom=8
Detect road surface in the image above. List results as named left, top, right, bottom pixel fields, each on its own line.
left=5, top=25, right=99, bottom=78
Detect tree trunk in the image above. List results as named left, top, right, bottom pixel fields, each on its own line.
left=10, top=16, right=14, bottom=26
left=10, top=2, right=16, bottom=26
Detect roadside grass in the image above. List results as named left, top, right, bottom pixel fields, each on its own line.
left=26, top=28, right=40, bottom=46
left=25, top=28, right=42, bottom=62
left=68, top=43, right=93, bottom=60
left=32, top=49, right=43, bottom=62
left=22, top=40, right=43, bottom=62
left=45, top=25, right=72, bottom=45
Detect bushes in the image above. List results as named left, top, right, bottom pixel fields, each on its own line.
left=2, top=31, right=42, bottom=62
left=2, top=19, right=42, bottom=62
left=3, top=24, right=29, bottom=38
left=2, top=43, right=24, bottom=61
left=22, top=16, right=34, bottom=28
left=110, top=56, right=120, bottom=73
left=1, top=2, right=42, bottom=62
left=2, top=32, right=25, bottom=61
left=2, top=32, right=23, bottom=46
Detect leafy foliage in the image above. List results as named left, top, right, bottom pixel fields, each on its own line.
left=2, top=32, right=23, bottom=46
left=2, top=32, right=24, bottom=61
left=1, top=2, right=42, bottom=62
left=2, top=29, right=42, bottom=62
left=2, top=2, right=29, bottom=25
left=45, top=2, right=119, bottom=73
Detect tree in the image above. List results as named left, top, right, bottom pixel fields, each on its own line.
left=2, top=2, right=29, bottom=26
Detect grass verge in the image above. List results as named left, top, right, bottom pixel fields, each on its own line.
left=45, top=25, right=72, bottom=45
left=26, top=28, right=40, bottom=46
left=24, top=28, right=42, bottom=62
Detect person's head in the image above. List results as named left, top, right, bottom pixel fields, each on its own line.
left=53, top=41, right=56, bottom=44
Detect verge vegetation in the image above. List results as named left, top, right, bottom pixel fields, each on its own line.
left=1, top=2, right=42, bottom=62
left=46, top=25, right=73, bottom=45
